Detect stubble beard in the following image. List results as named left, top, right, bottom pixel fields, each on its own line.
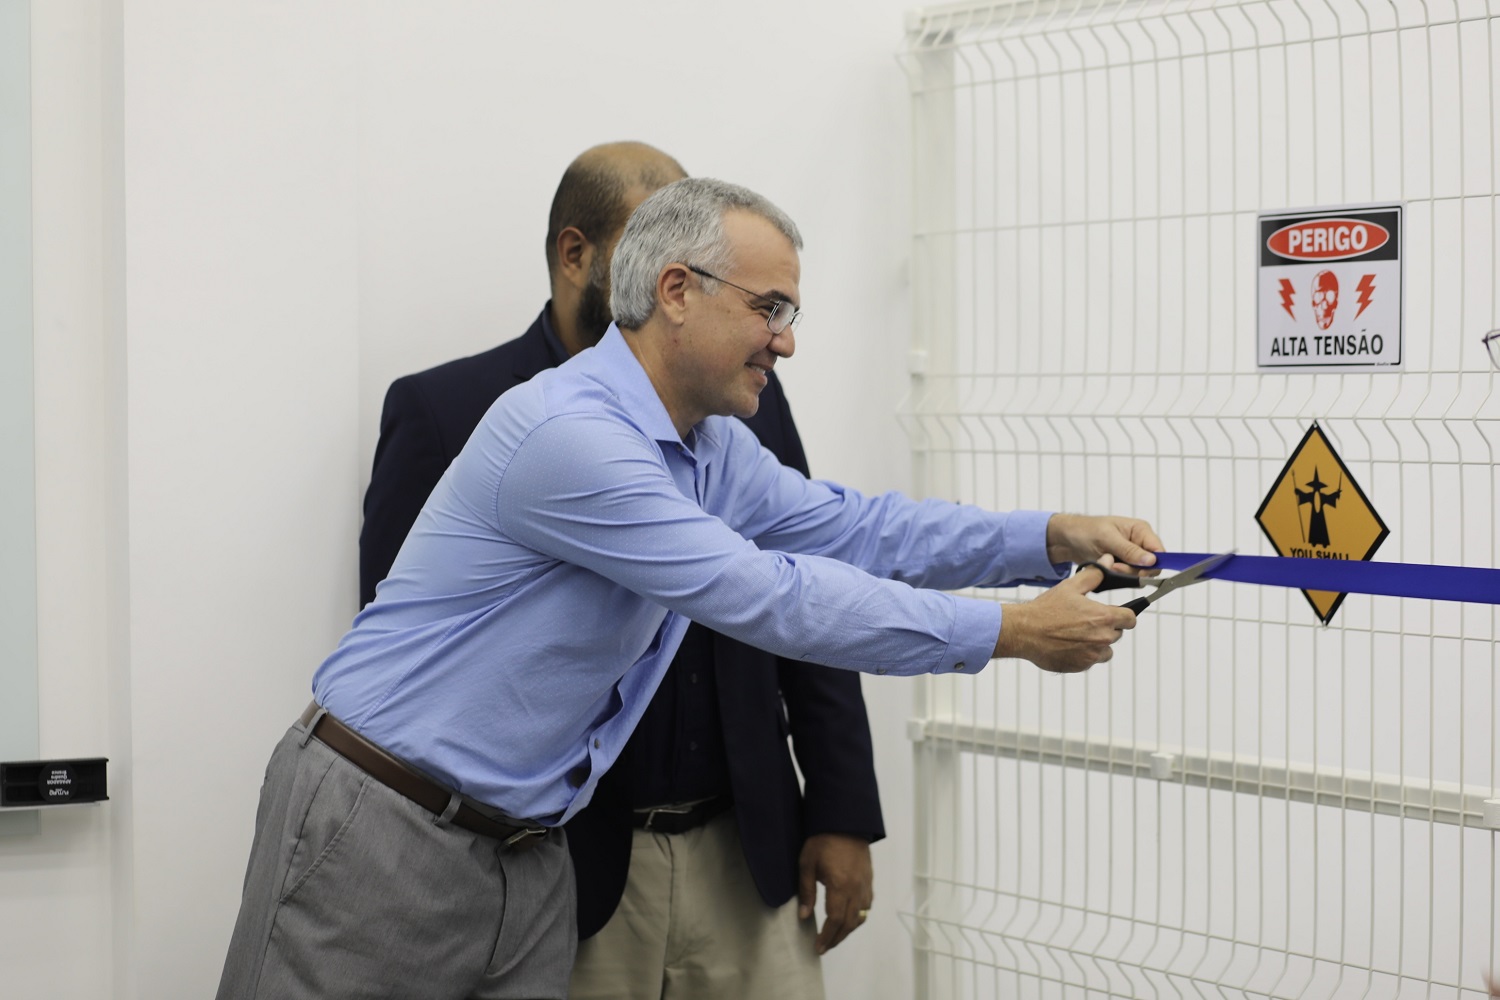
left=575, top=252, right=614, bottom=348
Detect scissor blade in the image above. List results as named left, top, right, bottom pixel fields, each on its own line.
left=1149, top=550, right=1236, bottom=598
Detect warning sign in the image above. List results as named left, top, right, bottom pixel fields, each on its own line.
left=1257, top=204, right=1403, bottom=371
left=1255, top=423, right=1389, bottom=623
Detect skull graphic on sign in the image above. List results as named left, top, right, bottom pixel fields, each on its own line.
left=1311, top=269, right=1339, bottom=330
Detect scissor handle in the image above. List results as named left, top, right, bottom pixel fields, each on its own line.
left=1076, top=561, right=1146, bottom=592
left=1122, top=595, right=1151, bottom=615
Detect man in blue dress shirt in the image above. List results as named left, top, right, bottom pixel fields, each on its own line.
left=216, top=177, right=1161, bottom=1000
left=357, top=142, right=884, bottom=1000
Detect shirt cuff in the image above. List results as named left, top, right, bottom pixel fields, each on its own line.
left=938, top=597, right=1004, bottom=675
left=1005, top=509, right=1070, bottom=582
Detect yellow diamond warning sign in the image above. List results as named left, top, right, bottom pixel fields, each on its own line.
left=1255, top=423, right=1389, bottom=623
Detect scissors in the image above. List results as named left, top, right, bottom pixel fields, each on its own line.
left=1076, top=550, right=1236, bottom=615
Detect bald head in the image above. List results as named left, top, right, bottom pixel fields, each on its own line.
left=544, top=142, right=687, bottom=278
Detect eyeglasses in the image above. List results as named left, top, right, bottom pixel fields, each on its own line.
left=687, top=265, right=802, bottom=335
left=1485, top=329, right=1500, bottom=370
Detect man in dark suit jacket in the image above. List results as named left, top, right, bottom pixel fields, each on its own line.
left=359, top=143, right=883, bottom=998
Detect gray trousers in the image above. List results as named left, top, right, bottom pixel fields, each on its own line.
left=215, top=721, right=576, bottom=1000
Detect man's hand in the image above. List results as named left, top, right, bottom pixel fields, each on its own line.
left=797, top=833, right=874, bottom=955
left=1045, top=513, right=1163, bottom=569
left=994, top=560, right=1137, bottom=673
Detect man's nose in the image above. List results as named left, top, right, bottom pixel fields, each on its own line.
left=770, top=326, right=795, bottom=359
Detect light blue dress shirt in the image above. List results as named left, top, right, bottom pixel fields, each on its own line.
left=314, top=326, right=1064, bottom=824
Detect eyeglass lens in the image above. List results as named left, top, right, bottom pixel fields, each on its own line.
left=768, top=302, right=801, bottom=335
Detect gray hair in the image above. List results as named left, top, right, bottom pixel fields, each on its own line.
left=609, top=177, right=803, bottom=330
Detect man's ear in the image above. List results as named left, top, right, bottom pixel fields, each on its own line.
left=656, top=263, right=692, bottom=324
left=554, top=226, right=593, bottom=290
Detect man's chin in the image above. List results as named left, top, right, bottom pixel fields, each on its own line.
left=730, top=395, right=762, bottom=420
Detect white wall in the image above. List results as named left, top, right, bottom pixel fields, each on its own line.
left=0, top=5, right=116, bottom=998
left=2, top=2, right=924, bottom=997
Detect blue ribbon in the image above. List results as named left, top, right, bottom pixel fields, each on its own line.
left=1149, top=552, right=1500, bottom=605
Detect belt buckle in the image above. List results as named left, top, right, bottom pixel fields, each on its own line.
left=502, top=825, right=548, bottom=849
left=639, top=802, right=695, bottom=833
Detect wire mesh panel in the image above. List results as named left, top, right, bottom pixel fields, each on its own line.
left=898, top=0, right=1500, bottom=996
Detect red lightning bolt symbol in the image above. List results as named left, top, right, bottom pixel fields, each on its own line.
left=1355, top=274, right=1375, bottom=319
left=1279, top=278, right=1296, bottom=319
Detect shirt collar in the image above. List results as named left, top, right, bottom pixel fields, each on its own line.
left=588, top=324, right=721, bottom=454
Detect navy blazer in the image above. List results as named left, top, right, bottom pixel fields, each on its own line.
left=359, top=310, right=885, bottom=939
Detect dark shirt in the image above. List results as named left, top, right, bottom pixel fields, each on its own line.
left=627, top=623, right=730, bottom=806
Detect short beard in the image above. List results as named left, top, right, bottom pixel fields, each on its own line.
left=574, top=252, right=614, bottom=348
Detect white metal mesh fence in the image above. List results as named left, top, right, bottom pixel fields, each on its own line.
left=899, top=0, right=1500, bottom=996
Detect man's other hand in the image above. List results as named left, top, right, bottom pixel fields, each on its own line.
left=797, top=833, right=874, bottom=955
left=1045, top=513, right=1163, bottom=569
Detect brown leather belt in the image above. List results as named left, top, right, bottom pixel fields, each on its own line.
left=298, top=702, right=548, bottom=849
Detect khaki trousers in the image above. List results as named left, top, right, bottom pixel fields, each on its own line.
left=569, top=810, right=825, bottom=1000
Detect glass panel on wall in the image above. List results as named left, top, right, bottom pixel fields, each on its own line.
left=0, top=0, right=40, bottom=836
